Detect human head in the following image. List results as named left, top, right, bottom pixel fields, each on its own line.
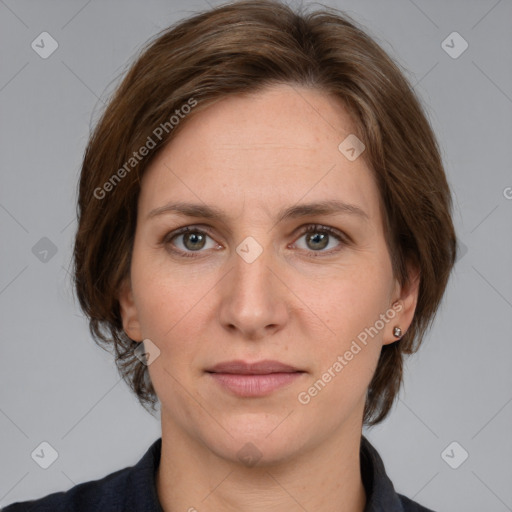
left=73, top=0, right=457, bottom=428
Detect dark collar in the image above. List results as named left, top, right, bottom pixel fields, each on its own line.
left=130, top=435, right=430, bottom=512
left=4, top=434, right=435, bottom=511
left=360, top=434, right=408, bottom=511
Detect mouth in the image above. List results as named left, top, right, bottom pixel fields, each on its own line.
left=205, top=359, right=305, bottom=397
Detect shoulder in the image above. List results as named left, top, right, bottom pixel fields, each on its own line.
left=398, top=492, right=437, bottom=512
left=2, top=464, right=133, bottom=512
left=2, top=438, right=162, bottom=512
left=360, top=434, right=438, bottom=512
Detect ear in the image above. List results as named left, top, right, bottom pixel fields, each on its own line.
left=118, top=276, right=143, bottom=342
left=383, top=261, right=420, bottom=346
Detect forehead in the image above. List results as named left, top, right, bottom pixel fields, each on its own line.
left=139, top=84, right=381, bottom=226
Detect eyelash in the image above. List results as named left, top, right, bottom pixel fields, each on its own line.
left=161, top=224, right=349, bottom=259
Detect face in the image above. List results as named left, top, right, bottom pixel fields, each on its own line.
left=119, top=83, right=418, bottom=465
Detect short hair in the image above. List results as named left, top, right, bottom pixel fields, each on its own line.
left=73, top=0, right=457, bottom=426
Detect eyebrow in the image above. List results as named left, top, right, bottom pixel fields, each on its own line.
left=147, top=199, right=369, bottom=224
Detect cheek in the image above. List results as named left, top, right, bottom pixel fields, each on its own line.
left=134, top=275, right=205, bottom=350
left=129, top=243, right=222, bottom=377
left=132, top=269, right=207, bottom=410
left=293, top=261, right=392, bottom=341
left=290, top=261, right=392, bottom=405
left=295, top=277, right=385, bottom=412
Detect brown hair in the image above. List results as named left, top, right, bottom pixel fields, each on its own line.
left=73, top=0, right=457, bottom=426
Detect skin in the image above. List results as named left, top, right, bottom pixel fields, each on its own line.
left=118, top=83, right=419, bottom=512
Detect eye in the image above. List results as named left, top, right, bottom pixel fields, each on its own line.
left=292, top=224, right=347, bottom=256
left=163, top=226, right=219, bottom=258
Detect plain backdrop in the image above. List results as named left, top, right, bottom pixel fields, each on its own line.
left=1, top=0, right=511, bottom=510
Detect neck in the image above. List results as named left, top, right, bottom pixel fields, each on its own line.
left=156, top=414, right=367, bottom=512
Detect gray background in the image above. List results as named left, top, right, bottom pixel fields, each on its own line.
left=1, top=0, right=511, bottom=510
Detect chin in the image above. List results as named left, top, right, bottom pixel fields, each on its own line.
left=219, top=437, right=302, bottom=468
left=200, top=414, right=309, bottom=467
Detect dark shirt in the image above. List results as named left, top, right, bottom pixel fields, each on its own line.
left=2, top=435, right=436, bottom=511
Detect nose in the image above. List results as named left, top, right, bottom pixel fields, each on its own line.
left=218, top=240, right=289, bottom=341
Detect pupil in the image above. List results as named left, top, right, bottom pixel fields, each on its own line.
left=307, top=232, right=328, bottom=250
left=185, top=232, right=205, bottom=250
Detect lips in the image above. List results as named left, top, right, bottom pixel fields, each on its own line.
left=206, top=359, right=302, bottom=375
left=206, top=360, right=305, bottom=397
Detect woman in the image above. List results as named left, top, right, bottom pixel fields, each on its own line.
left=3, top=0, right=456, bottom=510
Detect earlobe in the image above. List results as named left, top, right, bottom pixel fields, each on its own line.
left=384, top=264, right=421, bottom=345
left=118, top=277, right=143, bottom=342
